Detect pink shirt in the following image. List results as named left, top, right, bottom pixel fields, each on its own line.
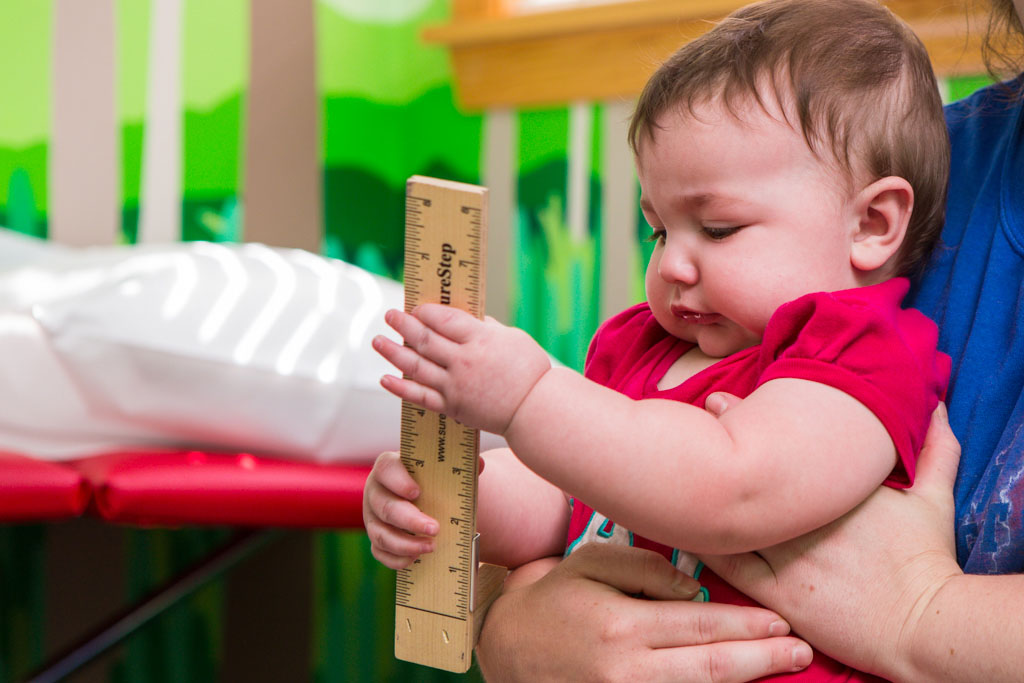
left=566, top=278, right=950, bottom=681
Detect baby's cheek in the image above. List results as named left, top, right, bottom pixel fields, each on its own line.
left=716, top=308, right=767, bottom=352
left=730, top=293, right=776, bottom=331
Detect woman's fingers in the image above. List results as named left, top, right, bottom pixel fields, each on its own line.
left=705, top=391, right=742, bottom=417
left=641, top=600, right=792, bottom=649
left=914, top=403, right=961, bottom=496
left=647, top=637, right=812, bottom=683
left=563, top=545, right=795, bottom=647
left=565, top=543, right=700, bottom=600
left=477, top=550, right=810, bottom=683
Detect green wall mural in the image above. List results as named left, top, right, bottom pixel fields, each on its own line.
left=318, top=0, right=483, bottom=278
left=515, top=106, right=603, bottom=371
left=0, top=2, right=50, bottom=237
left=321, top=86, right=482, bottom=276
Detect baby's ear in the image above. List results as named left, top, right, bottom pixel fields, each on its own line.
left=849, top=176, right=913, bottom=274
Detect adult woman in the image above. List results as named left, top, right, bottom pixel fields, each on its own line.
left=475, top=1, right=1024, bottom=680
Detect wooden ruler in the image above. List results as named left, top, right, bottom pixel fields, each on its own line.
left=394, top=176, right=506, bottom=673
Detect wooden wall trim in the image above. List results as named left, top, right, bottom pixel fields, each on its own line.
left=50, top=0, right=119, bottom=246
left=425, top=0, right=989, bottom=111
left=600, top=99, right=639, bottom=321
left=243, top=0, right=321, bottom=252
left=482, top=109, right=516, bottom=323
left=428, top=0, right=740, bottom=45
left=138, top=0, right=184, bottom=244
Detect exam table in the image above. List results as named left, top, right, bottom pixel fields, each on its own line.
left=0, top=233, right=419, bottom=681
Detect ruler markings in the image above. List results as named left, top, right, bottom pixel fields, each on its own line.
left=394, top=176, right=490, bottom=673
left=399, top=605, right=469, bottom=622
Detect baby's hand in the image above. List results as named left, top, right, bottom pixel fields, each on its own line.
left=373, top=304, right=550, bottom=435
left=362, top=451, right=440, bottom=570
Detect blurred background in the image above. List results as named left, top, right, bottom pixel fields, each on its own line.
left=0, top=0, right=996, bottom=680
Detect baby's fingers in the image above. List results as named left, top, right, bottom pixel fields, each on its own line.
left=379, top=374, right=447, bottom=414
left=414, top=304, right=481, bottom=343
left=365, top=519, right=436, bottom=569
left=365, top=479, right=439, bottom=538
left=370, top=451, right=422, bottom=501
left=370, top=544, right=421, bottom=571
left=363, top=485, right=438, bottom=568
left=372, top=334, right=440, bottom=379
left=384, top=309, right=459, bottom=366
left=373, top=335, right=450, bottom=412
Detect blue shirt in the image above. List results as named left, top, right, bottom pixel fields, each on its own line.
left=908, top=77, right=1024, bottom=574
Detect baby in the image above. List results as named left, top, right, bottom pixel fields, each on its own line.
left=365, top=0, right=950, bottom=678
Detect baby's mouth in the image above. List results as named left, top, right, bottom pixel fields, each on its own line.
left=671, top=306, right=722, bottom=325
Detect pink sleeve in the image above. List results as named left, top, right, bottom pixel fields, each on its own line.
left=584, top=303, right=658, bottom=385
left=757, top=279, right=950, bottom=488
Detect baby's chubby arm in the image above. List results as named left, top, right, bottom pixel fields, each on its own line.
left=363, top=446, right=570, bottom=570
left=508, top=370, right=899, bottom=554
left=375, top=305, right=899, bottom=555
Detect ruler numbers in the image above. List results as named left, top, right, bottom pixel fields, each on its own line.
left=394, top=176, right=488, bottom=673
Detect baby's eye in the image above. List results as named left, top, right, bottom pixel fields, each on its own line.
left=702, top=226, right=741, bottom=241
left=646, top=228, right=666, bottom=244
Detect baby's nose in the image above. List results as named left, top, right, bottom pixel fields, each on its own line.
left=659, top=249, right=699, bottom=285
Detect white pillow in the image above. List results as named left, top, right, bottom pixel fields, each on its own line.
left=0, top=231, right=506, bottom=463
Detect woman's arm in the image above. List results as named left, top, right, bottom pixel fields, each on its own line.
left=476, top=403, right=1024, bottom=683
left=476, top=545, right=814, bottom=682
left=905, top=574, right=1024, bottom=681
left=704, top=404, right=1024, bottom=682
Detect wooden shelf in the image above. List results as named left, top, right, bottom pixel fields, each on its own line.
left=424, top=0, right=989, bottom=110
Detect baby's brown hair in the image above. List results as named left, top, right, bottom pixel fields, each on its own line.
left=629, top=0, right=950, bottom=276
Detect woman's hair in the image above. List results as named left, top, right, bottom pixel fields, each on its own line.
left=982, top=0, right=1024, bottom=85
left=629, top=0, right=950, bottom=276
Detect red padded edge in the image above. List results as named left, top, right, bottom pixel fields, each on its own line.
left=72, top=450, right=370, bottom=528
left=0, top=452, right=89, bottom=521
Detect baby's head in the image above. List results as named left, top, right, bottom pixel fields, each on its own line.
left=631, top=0, right=949, bottom=278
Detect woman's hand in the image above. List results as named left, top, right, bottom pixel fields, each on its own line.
left=701, top=401, right=963, bottom=681
left=476, top=544, right=813, bottom=682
